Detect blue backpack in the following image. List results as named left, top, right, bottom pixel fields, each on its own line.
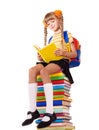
left=48, top=31, right=81, bottom=68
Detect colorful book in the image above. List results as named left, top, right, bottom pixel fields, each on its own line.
left=37, top=72, right=65, bottom=79
left=37, top=105, right=69, bottom=109
left=50, top=123, right=73, bottom=127
left=36, top=119, right=71, bottom=123
left=37, top=90, right=70, bottom=97
left=39, top=115, right=71, bottom=120
left=37, top=91, right=70, bottom=97
left=36, top=100, right=71, bottom=107
left=37, top=86, right=70, bottom=93
left=39, top=112, right=70, bottom=118
left=37, top=79, right=71, bottom=86
left=37, top=74, right=65, bottom=82
left=48, top=122, right=73, bottom=127
left=37, top=95, right=67, bottom=100
left=37, top=91, right=64, bottom=96
left=36, top=126, right=75, bottom=130
left=37, top=108, right=69, bottom=114
left=38, top=85, right=64, bottom=91
left=36, top=95, right=71, bottom=102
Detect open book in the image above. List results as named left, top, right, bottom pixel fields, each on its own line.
left=33, top=43, right=64, bottom=63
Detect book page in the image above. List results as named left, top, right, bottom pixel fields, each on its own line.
left=34, top=43, right=63, bottom=63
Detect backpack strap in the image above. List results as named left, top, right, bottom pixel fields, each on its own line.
left=48, top=36, right=53, bottom=43
left=48, top=31, right=69, bottom=44
left=63, top=31, right=81, bottom=68
left=63, top=31, right=69, bottom=43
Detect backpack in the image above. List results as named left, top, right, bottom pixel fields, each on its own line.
left=48, top=31, right=81, bottom=68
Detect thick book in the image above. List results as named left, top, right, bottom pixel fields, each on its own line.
left=37, top=72, right=68, bottom=81
left=37, top=79, right=70, bottom=86
left=40, top=112, right=70, bottom=117
left=33, top=42, right=64, bottom=63
left=36, top=100, right=71, bottom=107
left=36, top=118, right=71, bottom=123
left=37, top=106, right=70, bottom=113
left=39, top=113, right=71, bottom=120
left=36, top=126, right=75, bottom=130
left=37, top=95, right=63, bottom=100
left=36, top=95, right=71, bottom=101
left=37, top=84, right=71, bottom=92
left=49, top=122, right=73, bottom=127
left=37, top=91, right=70, bottom=97
left=37, top=74, right=65, bottom=82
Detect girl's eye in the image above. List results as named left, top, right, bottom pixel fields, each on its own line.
left=51, top=20, right=55, bottom=23
left=47, top=20, right=55, bottom=26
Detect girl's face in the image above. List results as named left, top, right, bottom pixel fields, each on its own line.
left=47, top=17, right=60, bottom=32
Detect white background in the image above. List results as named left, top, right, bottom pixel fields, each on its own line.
left=0, top=0, right=99, bottom=130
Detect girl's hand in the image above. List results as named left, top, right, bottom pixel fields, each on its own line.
left=37, top=53, right=43, bottom=61
left=54, top=48, right=64, bottom=56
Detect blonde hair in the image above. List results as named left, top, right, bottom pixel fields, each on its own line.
left=43, top=10, right=64, bottom=47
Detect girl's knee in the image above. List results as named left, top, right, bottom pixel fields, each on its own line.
left=40, top=68, right=48, bottom=76
left=29, top=67, right=38, bottom=83
left=29, top=66, right=36, bottom=75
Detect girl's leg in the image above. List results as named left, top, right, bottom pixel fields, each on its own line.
left=40, top=63, right=61, bottom=121
left=22, top=64, right=44, bottom=126
left=28, top=64, right=44, bottom=112
left=40, top=63, right=61, bottom=84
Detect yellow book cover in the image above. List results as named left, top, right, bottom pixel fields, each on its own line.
left=33, top=43, right=64, bottom=63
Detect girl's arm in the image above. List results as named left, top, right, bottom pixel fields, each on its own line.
left=54, top=42, right=77, bottom=59
left=63, top=42, right=77, bottom=58
left=55, top=32, right=77, bottom=59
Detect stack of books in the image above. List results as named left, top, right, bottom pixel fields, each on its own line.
left=36, top=72, right=75, bottom=130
